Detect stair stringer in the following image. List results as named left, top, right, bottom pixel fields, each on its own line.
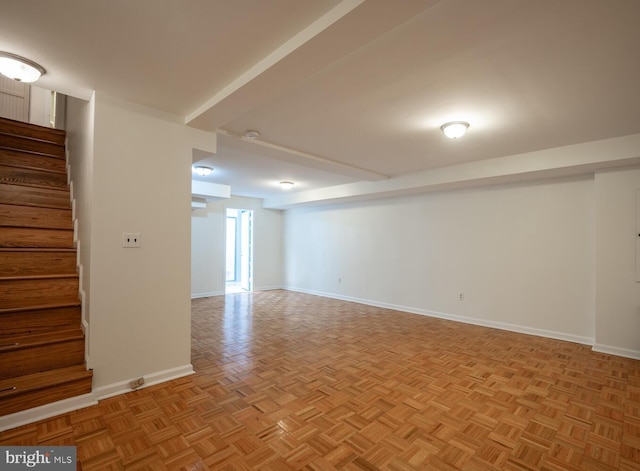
left=66, top=146, right=91, bottom=369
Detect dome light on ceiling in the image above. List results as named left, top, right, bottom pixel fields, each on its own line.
left=441, top=121, right=470, bottom=139
left=0, top=52, right=45, bottom=83
left=193, top=166, right=213, bottom=176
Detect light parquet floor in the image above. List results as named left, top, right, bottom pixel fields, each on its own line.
left=2, top=290, right=639, bottom=470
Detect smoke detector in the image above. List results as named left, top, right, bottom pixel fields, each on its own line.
left=244, top=130, right=260, bottom=140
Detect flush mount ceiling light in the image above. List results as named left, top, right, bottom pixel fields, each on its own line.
left=441, top=121, right=470, bottom=139
left=0, top=52, right=45, bottom=83
left=244, top=130, right=260, bottom=140
left=280, top=181, right=294, bottom=190
left=193, top=166, right=213, bottom=176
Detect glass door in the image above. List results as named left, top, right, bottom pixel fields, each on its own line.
left=239, top=210, right=253, bottom=291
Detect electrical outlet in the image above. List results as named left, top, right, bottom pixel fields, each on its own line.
left=458, top=293, right=464, bottom=301
left=122, top=232, right=142, bottom=248
left=129, top=377, right=145, bottom=389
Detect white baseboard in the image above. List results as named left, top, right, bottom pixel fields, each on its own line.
left=0, top=394, right=98, bottom=432
left=93, top=364, right=195, bottom=400
left=418, top=307, right=594, bottom=346
left=254, top=285, right=285, bottom=291
left=192, top=286, right=286, bottom=298
left=593, top=344, right=640, bottom=360
left=285, top=286, right=595, bottom=347
left=191, top=291, right=224, bottom=299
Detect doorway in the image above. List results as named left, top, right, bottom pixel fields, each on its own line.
left=225, top=208, right=253, bottom=294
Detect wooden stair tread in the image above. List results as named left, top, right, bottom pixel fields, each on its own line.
left=0, top=165, right=68, bottom=191
left=0, top=301, right=81, bottom=315
left=0, top=329, right=84, bottom=350
left=0, top=204, right=73, bottom=230
left=0, top=273, right=78, bottom=281
left=0, top=227, right=74, bottom=233
left=0, top=116, right=66, bottom=146
left=0, top=340, right=85, bottom=381
left=0, top=277, right=80, bottom=311
left=0, top=227, right=75, bottom=249
left=0, top=148, right=67, bottom=174
left=0, top=183, right=71, bottom=210
left=0, top=366, right=91, bottom=397
left=0, top=133, right=64, bottom=148
left=0, top=247, right=77, bottom=253
left=0, top=136, right=65, bottom=159
left=0, top=250, right=76, bottom=278
left=0, top=306, right=81, bottom=339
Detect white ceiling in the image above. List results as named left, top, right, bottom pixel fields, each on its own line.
left=3, top=0, right=640, bottom=202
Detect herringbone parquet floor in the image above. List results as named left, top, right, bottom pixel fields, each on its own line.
left=1, top=291, right=639, bottom=470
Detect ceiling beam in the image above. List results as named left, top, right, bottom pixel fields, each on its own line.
left=217, top=130, right=387, bottom=181
left=185, top=0, right=443, bottom=131
left=263, top=133, right=640, bottom=209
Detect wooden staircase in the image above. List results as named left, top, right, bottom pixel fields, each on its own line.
left=0, top=116, right=92, bottom=417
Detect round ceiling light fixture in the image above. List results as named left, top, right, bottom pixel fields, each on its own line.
left=280, top=181, right=294, bottom=190
left=244, top=130, right=260, bottom=140
left=441, top=121, right=470, bottom=139
left=0, top=52, right=45, bottom=83
left=193, top=166, right=213, bottom=176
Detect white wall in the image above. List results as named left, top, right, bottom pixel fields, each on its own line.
left=285, top=176, right=596, bottom=344
left=0, top=75, right=29, bottom=121
left=594, top=167, right=640, bottom=357
left=191, top=196, right=283, bottom=296
left=65, top=94, right=95, bottom=333
left=87, top=94, right=215, bottom=391
left=191, top=202, right=225, bottom=297
left=28, top=85, right=51, bottom=127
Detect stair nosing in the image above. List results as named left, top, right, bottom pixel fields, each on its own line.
left=0, top=247, right=77, bottom=253
left=0, top=162, right=68, bottom=172
left=0, top=117, right=66, bottom=138
left=0, top=182, right=71, bottom=194
left=1, top=167, right=67, bottom=176
left=0, top=202, right=71, bottom=210
left=0, top=330, right=84, bottom=352
left=0, top=160, right=67, bottom=175
left=0, top=174, right=69, bottom=190
left=0, top=145, right=65, bottom=161
left=0, top=183, right=69, bottom=194
left=0, top=204, right=72, bottom=219
left=0, top=224, right=74, bottom=231
left=0, top=130, right=64, bottom=146
left=0, top=201, right=71, bottom=211
left=0, top=274, right=78, bottom=282
left=0, top=366, right=91, bottom=398
left=0, top=302, right=82, bottom=314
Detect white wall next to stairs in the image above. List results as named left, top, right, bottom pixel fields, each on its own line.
left=86, top=93, right=215, bottom=388
left=66, top=93, right=95, bottom=333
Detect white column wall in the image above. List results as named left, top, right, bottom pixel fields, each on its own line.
left=88, top=94, right=208, bottom=390
left=594, top=167, right=640, bottom=357
left=191, top=202, right=226, bottom=298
